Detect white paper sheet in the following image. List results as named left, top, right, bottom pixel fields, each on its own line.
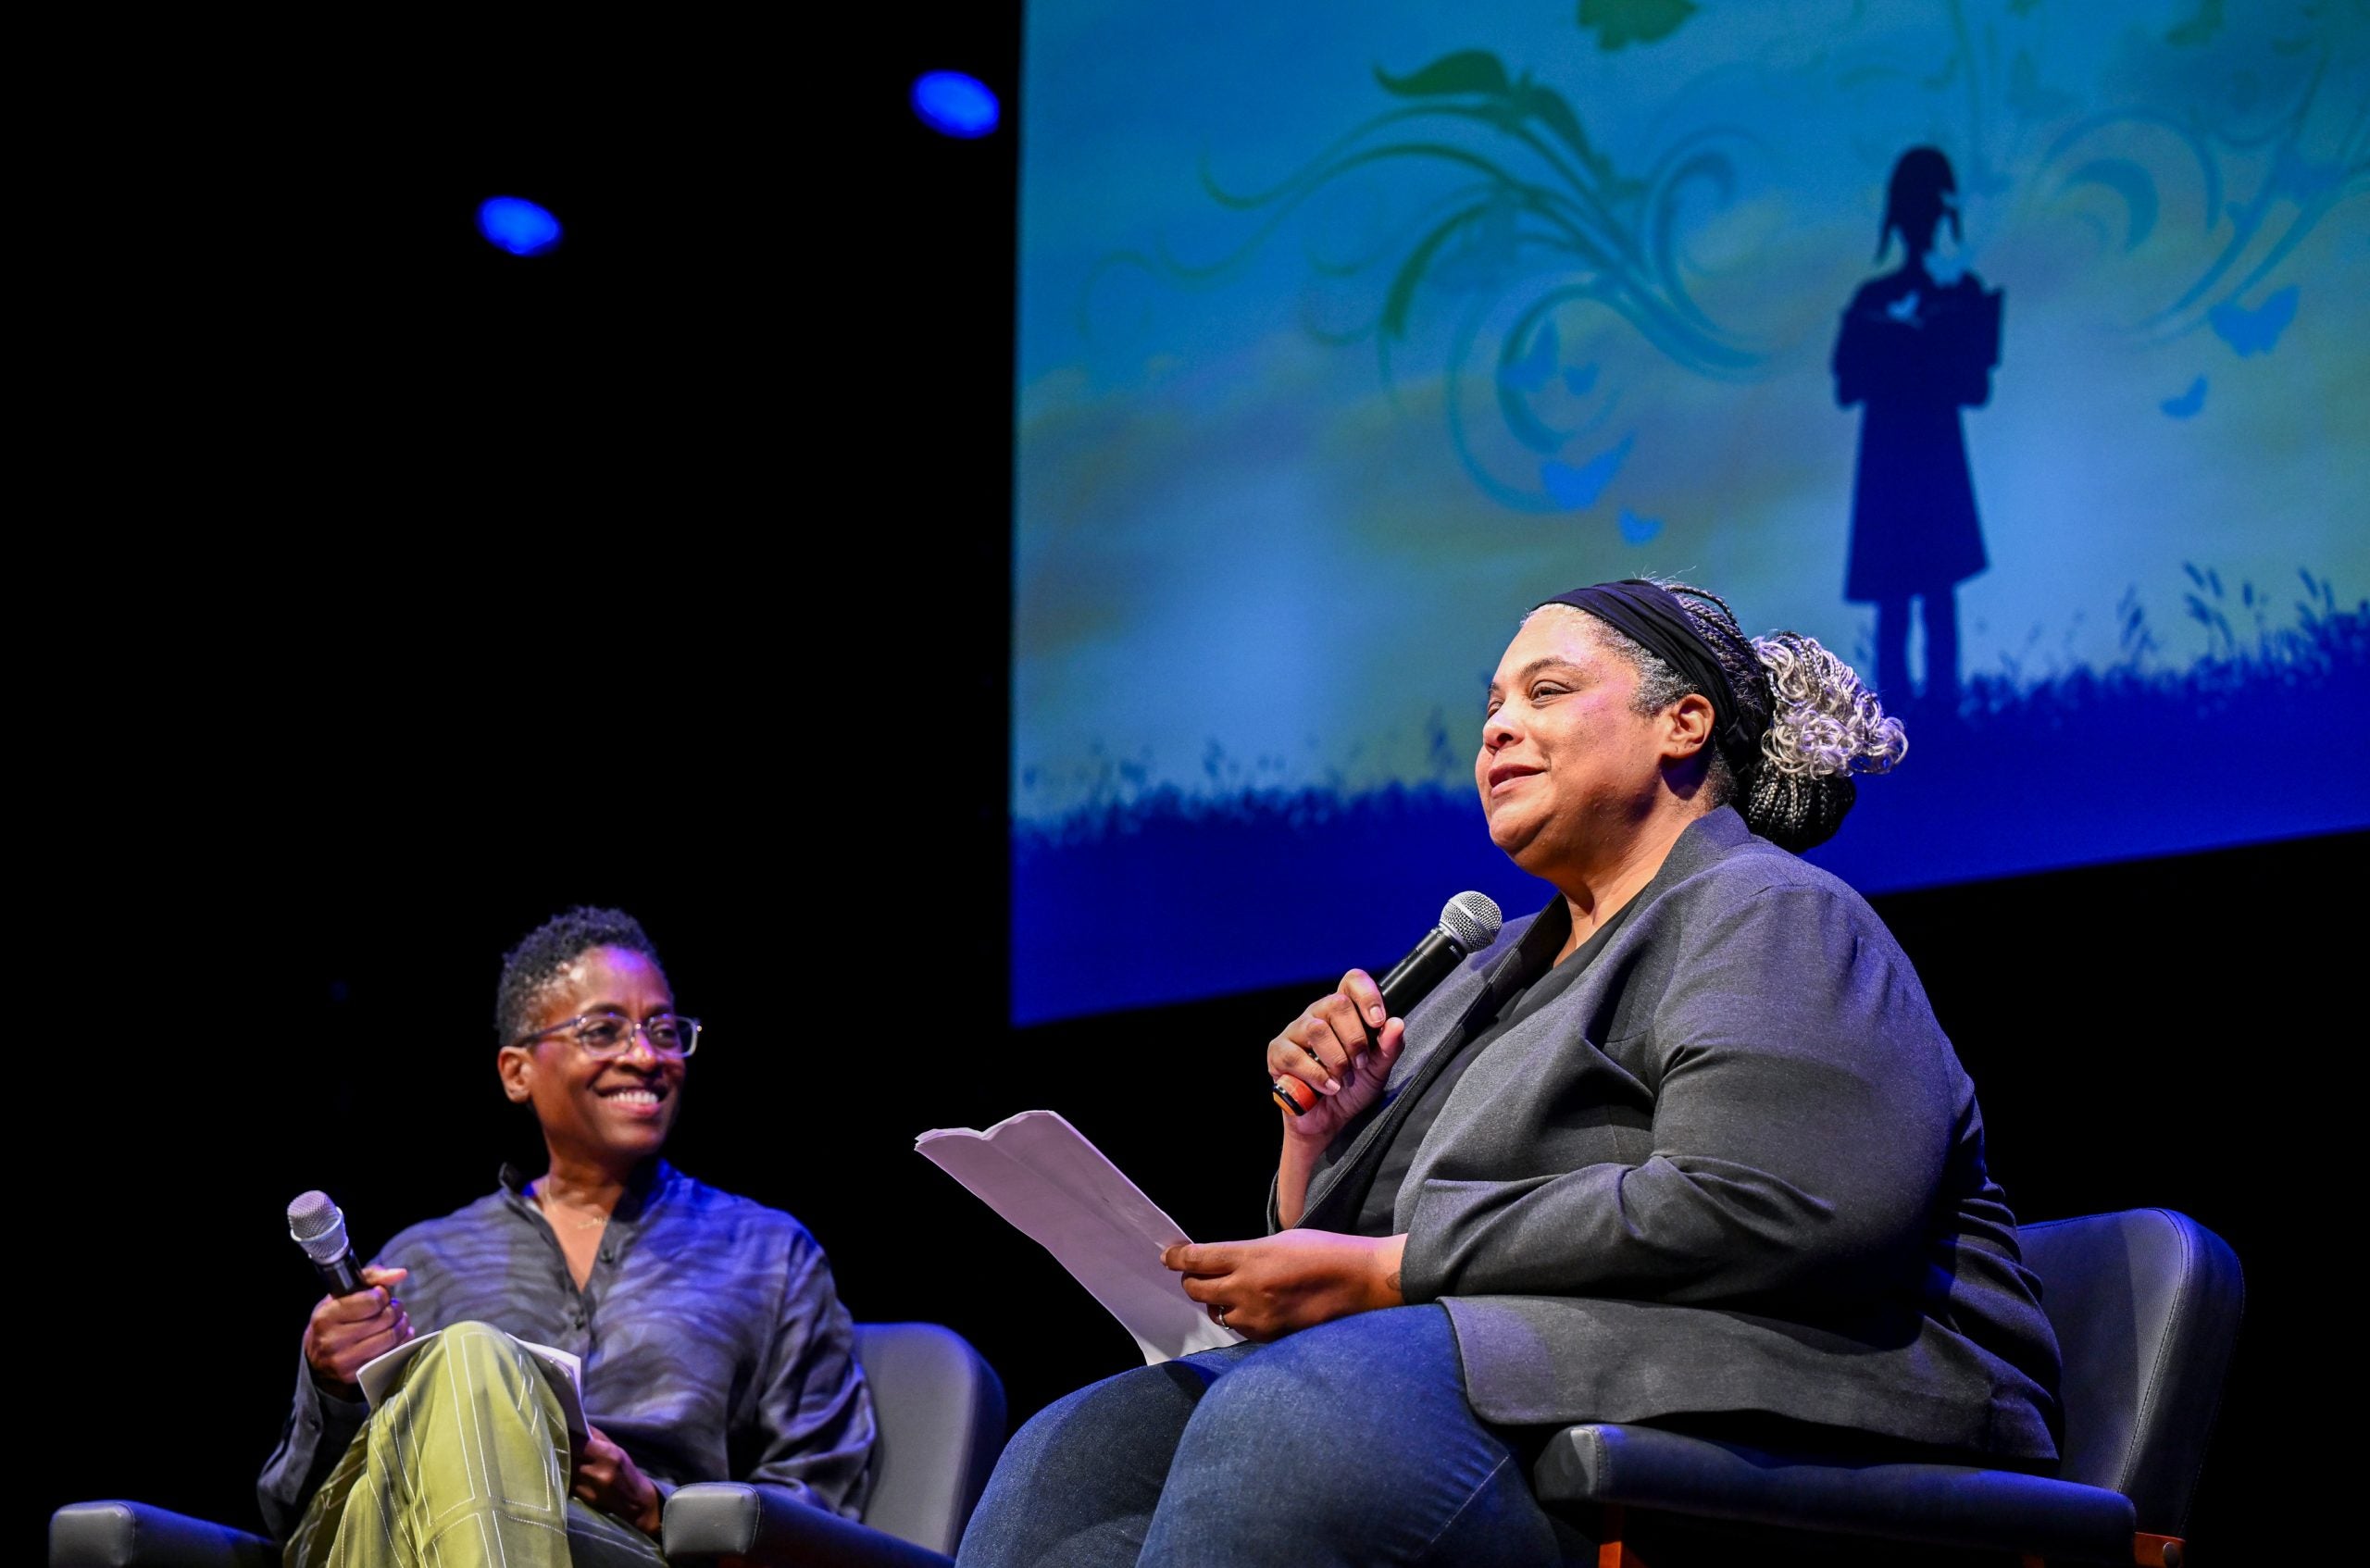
left=917, top=1109, right=1245, bottom=1363
left=356, top=1328, right=590, bottom=1443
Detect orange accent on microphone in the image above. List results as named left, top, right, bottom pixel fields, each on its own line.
left=1272, top=1076, right=1318, bottom=1116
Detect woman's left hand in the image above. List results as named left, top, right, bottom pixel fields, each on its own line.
left=1162, top=1231, right=1407, bottom=1341
left=575, top=1425, right=663, bottom=1536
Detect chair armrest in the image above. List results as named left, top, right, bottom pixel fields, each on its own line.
left=662, top=1483, right=953, bottom=1568
left=1533, top=1424, right=2138, bottom=1563
left=50, top=1501, right=279, bottom=1568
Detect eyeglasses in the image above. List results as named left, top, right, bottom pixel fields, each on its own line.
left=513, top=1011, right=703, bottom=1061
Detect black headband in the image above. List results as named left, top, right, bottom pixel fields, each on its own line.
left=1536, top=580, right=1759, bottom=763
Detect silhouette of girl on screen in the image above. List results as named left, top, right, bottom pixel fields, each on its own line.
left=1833, top=147, right=2001, bottom=713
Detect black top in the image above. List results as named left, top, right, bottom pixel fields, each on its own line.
left=1353, top=896, right=1637, bottom=1237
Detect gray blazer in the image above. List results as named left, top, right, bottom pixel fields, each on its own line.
left=1277, top=807, right=2063, bottom=1461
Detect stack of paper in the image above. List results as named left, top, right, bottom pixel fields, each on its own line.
left=917, top=1110, right=1244, bottom=1363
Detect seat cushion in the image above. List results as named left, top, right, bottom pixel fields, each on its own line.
left=661, top=1483, right=951, bottom=1567
left=1533, top=1424, right=2137, bottom=1562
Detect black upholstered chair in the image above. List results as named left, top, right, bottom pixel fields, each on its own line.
left=50, top=1320, right=1006, bottom=1568
left=664, top=1321, right=1005, bottom=1564
left=1533, top=1209, right=2243, bottom=1567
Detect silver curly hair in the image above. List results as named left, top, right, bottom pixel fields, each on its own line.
left=1751, top=630, right=1908, bottom=779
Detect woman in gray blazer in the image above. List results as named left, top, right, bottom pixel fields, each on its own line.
left=959, top=579, right=2063, bottom=1568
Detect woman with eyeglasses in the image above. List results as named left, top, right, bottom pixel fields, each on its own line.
left=258, top=907, right=875, bottom=1568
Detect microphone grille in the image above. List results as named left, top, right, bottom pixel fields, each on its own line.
left=287, top=1189, right=350, bottom=1263
left=1439, top=890, right=1503, bottom=952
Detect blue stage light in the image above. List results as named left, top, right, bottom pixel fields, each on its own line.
left=911, top=70, right=1000, bottom=139
left=477, top=196, right=562, bottom=256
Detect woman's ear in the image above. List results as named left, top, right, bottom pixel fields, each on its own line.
left=1663, top=691, right=1715, bottom=760
left=497, top=1044, right=534, bottom=1103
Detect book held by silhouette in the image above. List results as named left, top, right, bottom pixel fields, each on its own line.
left=917, top=1110, right=1245, bottom=1363
left=356, top=1329, right=590, bottom=1444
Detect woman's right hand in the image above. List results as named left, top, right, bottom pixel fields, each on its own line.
left=1267, top=969, right=1406, bottom=1145
left=302, top=1264, right=413, bottom=1393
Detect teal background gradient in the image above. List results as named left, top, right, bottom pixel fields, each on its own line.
left=1014, top=0, right=2368, bottom=1021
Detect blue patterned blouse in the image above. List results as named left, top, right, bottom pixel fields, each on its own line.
left=257, top=1160, right=874, bottom=1539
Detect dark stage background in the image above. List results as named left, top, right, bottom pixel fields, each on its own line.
left=28, top=10, right=2355, bottom=1566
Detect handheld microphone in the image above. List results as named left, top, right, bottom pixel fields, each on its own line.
left=1274, top=890, right=1504, bottom=1116
left=287, top=1189, right=370, bottom=1297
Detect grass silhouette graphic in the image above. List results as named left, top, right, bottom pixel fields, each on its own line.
left=1014, top=569, right=2367, bottom=1024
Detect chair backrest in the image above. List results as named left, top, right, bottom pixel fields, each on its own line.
left=2020, top=1209, right=2243, bottom=1536
left=853, top=1321, right=1008, bottom=1556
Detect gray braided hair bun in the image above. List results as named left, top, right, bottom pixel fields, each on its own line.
left=1740, top=630, right=1908, bottom=852
left=1544, top=581, right=1908, bottom=853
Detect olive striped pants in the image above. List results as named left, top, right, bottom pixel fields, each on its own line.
left=283, top=1321, right=667, bottom=1568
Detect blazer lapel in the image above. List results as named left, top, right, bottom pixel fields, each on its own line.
left=1387, top=807, right=1754, bottom=1223
left=1296, top=906, right=1565, bottom=1228
left=1291, top=808, right=1754, bottom=1230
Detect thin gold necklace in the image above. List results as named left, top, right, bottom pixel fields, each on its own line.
left=534, top=1184, right=610, bottom=1233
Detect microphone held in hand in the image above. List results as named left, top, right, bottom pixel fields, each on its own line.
left=1275, top=891, right=1503, bottom=1116
left=288, top=1189, right=370, bottom=1297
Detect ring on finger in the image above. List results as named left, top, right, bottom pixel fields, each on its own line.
left=1211, top=1302, right=1230, bottom=1327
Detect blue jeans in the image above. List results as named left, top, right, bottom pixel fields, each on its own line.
left=955, top=1305, right=1583, bottom=1568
